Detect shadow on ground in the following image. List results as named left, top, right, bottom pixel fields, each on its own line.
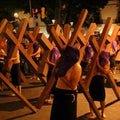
left=77, top=113, right=98, bottom=120
left=0, top=100, right=26, bottom=111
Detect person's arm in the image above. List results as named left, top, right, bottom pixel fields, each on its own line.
left=46, top=57, right=55, bottom=66
left=31, top=47, right=41, bottom=57
left=8, top=50, right=20, bottom=63
left=9, top=56, right=17, bottom=61
left=0, top=49, right=7, bottom=56
left=97, top=60, right=110, bottom=74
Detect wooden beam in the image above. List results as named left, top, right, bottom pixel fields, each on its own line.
left=0, top=72, right=37, bottom=113
left=85, top=17, right=120, bottom=99
left=68, top=9, right=88, bottom=45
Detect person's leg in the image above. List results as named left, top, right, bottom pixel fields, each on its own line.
left=16, top=85, right=22, bottom=94
left=86, top=104, right=94, bottom=118
left=100, top=100, right=106, bottom=118
left=45, top=68, right=53, bottom=104
left=11, top=64, right=21, bottom=96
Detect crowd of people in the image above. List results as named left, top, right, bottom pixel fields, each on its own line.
left=48, top=36, right=120, bottom=120
left=0, top=25, right=120, bottom=120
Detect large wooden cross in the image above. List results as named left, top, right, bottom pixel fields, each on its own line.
left=85, top=18, right=120, bottom=100
left=37, top=9, right=103, bottom=119
left=35, top=22, right=71, bottom=82
left=24, top=26, right=49, bottom=83
left=0, top=72, right=37, bottom=112
left=0, top=19, right=37, bottom=112
left=4, top=19, right=29, bottom=84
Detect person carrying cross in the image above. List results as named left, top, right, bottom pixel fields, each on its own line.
left=50, top=45, right=82, bottom=120
left=87, top=48, right=110, bottom=118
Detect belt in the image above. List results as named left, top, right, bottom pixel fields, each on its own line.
left=66, top=94, right=75, bottom=103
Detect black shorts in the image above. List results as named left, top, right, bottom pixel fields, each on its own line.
left=11, top=63, right=21, bottom=86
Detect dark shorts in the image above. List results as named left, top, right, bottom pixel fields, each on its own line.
left=11, top=63, right=21, bottom=86
left=50, top=88, right=77, bottom=120
left=89, top=75, right=105, bottom=101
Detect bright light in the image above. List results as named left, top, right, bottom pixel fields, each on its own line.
left=52, top=19, right=55, bottom=24
left=70, top=21, right=73, bottom=26
left=14, top=13, right=19, bottom=18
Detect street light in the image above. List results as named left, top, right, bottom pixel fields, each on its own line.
left=70, top=21, right=73, bottom=27
left=14, top=13, right=19, bottom=18
left=52, top=19, right=56, bottom=24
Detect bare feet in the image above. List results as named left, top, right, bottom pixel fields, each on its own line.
left=86, top=112, right=94, bottom=118
left=101, top=113, right=106, bottom=118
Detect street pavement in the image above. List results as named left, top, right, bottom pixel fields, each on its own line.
left=0, top=71, right=120, bottom=120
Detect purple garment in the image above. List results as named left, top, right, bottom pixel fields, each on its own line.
left=50, top=47, right=60, bottom=64
left=55, top=45, right=80, bottom=77
left=112, top=40, right=117, bottom=53
left=33, top=42, right=39, bottom=53
left=85, top=44, right=93, bottom=61
left=99, top=50, right=110, bottom=67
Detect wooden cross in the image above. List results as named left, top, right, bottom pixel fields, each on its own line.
left=67, top=9, right=103, bottom=119
left=35, top=22, right=71, bottom=82
left=106, top=25, right=120, bottom=62
left=36, top=33, right=54, bottom=82
left=25, top=24, right=67, bottom=83
left=4, top=20, right=47, bottom=84
left=3, top=19, right=28, bottom=84
left=49, top=24, right=67, bottom=50
left=25, top=26, right=40, bottom=51
left=37, top=9, right=103, bottom=120
left=24, top=26, right=48, bottom=83
left=0, top=72, right=37, bottom=112
left=0, top=19, right=37, bottom=112
left=35, top=22, right=69, bottom=82
left=85, top=18, right=120, bottom=101
left=63, top=23, right=71, bottom=42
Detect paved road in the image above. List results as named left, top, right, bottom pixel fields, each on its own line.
left=0, top=73, right=120, bottom=120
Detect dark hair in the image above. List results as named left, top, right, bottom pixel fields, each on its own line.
left=85, top=45, right=93, bottom=61
left=33, top=42, right=39, bottom=52
left=55, top=45, right=80, bottom=77
left=99, top=50, right=110, bottom=67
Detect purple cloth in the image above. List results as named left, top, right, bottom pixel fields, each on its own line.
left=99, top=50, right=110, bottom=67
left=33, top=42, right=39, bottom=53
left=55, top=45, right=80, bottom=77
left=50, top=47, right=60, bottom=64
left=85, top=44, right=93, bottom=61
left=112, top=40, right=117, bottom=53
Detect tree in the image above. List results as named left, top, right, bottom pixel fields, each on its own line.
left=0, top=0, right=109, bottom=26
left=36, top=0, right=109, bottom=26
left=53, top=0, right=109, bottom=27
